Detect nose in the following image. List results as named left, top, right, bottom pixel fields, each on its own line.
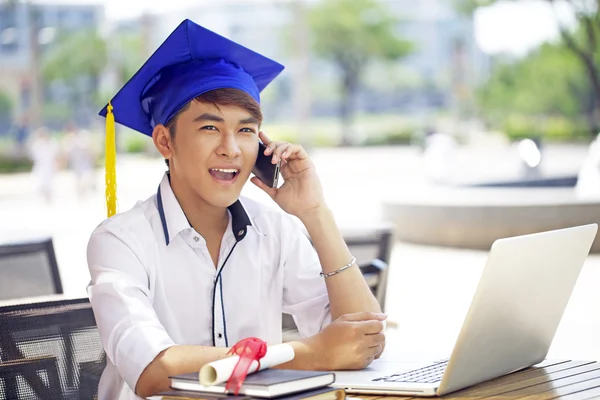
left=216, top=131, right=241, bottom=159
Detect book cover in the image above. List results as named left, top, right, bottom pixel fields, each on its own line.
left=170, top=369, right=336, bottom=398
left=150, top=386, right=345, bottom=400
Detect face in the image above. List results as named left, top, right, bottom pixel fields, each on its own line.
left=153, top=100, right=259, bottom=208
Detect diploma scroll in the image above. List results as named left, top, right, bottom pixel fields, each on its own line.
left=199, top=343, right=295, bottom=387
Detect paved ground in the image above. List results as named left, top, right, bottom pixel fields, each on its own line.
left=1, top=143, right=598, bottom=362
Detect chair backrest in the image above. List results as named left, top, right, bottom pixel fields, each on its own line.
left=283, top=223, right=395, bottom=338
left=341, top=223, right=394, bottom=267
left=341, top=223, right=394, bottom=311
left=0, top=238, right=62, bottom=301
left=0, top=298, right=105, bottom=399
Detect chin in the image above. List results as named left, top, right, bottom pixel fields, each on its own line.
left=204, top=191, right=243, bottom=209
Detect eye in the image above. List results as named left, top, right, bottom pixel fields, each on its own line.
left=200, top=125, right=218, bottom=131
left=240, top=127, right=256, bottom=134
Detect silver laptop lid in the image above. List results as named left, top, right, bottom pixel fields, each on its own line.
left=438, top=224, right=598, bottom=395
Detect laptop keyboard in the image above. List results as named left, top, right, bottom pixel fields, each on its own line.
left=373, top=360, right=449, bottom=384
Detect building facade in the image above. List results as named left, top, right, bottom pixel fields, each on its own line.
left=0, top=2, right=103, bottom=132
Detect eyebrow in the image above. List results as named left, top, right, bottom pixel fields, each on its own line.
left=193, top=113, right=258, bottom=125
left=193, top=113, right=225, bottom=123
left=239, top=116, right=259, bottom=125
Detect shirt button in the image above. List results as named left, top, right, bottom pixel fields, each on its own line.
left=193, top=236, right=200, bottom=242
left=238, top=230, right=244, bottom=236
left=218, top=333, right=223, bottom=339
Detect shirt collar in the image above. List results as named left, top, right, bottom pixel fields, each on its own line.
left=157, top=173, right=253, bottom=245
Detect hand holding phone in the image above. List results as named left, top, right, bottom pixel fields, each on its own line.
left=252, top=140, right=280, bottom=188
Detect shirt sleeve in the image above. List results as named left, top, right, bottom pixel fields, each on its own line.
left=86, top=219, right=176, bottom=394
left=280, top=215, right=332, bottom=338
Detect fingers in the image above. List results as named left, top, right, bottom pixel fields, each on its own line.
left=340, top=311, right=387, bottom=323
left=367, top=344, right=383, bottom=359
left=271, top=144, right=292, bottom=164
left=374, top=341, right=386, bottom=359
left=260, top=132, right=307, bottom=164
left=363, top=336, right=385, bottom=366
left=358, top=319, right=386, bottom=335
left=366, top=332, right=386, bottom=347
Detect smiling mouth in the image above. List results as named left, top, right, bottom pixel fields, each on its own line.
left=209, top=168, right=239, bottom=182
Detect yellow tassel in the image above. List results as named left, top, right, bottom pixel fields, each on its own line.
left=105, top=101, right=117, bottom=217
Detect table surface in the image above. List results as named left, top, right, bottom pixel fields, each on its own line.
left=354, top=359, right=600, bottom=400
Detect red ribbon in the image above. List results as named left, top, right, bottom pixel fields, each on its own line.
left=225, top=337, right=268, bottom=395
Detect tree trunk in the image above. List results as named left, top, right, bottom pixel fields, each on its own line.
left=551, top=5, right=600, bottom=137
left=546, top=0, right=600, bottom=137
left=340, top=69, right=359, bottom=146
left=291, top=1, right=312, bottom=150
left=592, top=104, right=600, bottom=138
left=28, top=2, right=43, bottom=129
left=579, top=57, right=600, bottom=136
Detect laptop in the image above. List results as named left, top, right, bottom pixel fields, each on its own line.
left=332, top=223, right=598, bottom=397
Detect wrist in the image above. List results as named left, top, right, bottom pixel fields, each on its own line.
left=297, top=205, right=332, bottom=228
left=281, top=336, right=325, bottom=370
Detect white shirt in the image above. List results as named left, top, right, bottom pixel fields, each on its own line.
left=87, top=173, right=331, bottom=400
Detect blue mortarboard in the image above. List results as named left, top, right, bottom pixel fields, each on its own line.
left=100, top=19, right=284, bottom=218
left=99, top=18, right=285, bottom=136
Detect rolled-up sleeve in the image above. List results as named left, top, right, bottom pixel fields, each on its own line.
left=280, top=216, right=332, bottom=338
left=87, top=221, right=175, bottom=393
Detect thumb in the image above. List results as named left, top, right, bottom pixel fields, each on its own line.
left=340, top=311, right=387, bottom=322
left=251, top=176, right=277, bottom=199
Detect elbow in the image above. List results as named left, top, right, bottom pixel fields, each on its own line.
left=135, top=350, right=171, bottom=397
left=135, top=368, right=163, bottom=398
left=135, top=380, right=156, bottom=398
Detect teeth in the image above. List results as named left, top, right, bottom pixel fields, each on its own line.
left=211, top=168, right=238, bottom=173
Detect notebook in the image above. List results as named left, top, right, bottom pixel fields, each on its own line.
left=149, top=386, right=345, bottom=400
left=169, top=369, right=336, bottom=398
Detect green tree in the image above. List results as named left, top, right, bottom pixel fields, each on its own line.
left=42, top=30, right=107, bottom=83
left=479, top=43, right=588, bottom=119
left=0, top=90, right=12, bottom=121
left=308, top=0, right=413, bottom=145
left=42, top=29, right=144, bottom=121
left=455, top=0, right=600, bottom=136
left=42, top=29, right=107, bottom=120
left=113, top=33, right=145, bottom=85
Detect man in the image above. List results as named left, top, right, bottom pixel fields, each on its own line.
left=87, top=19, right=386, bottom=400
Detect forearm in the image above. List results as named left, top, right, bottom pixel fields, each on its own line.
left=136, top=345, right=230, bottom=397
left=274, top=338, right=323, bottom=371
left=300, top=207, right=381, bottom=320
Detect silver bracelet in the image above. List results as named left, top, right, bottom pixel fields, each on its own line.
left=320, top=256, right=357, bottom=278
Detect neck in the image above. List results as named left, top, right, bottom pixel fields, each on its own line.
left=168, top=173, right=229, bottom=239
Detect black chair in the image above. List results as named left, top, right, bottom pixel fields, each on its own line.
left=0, top=356, right=62, bottom=399
left=283, top=223, right=395, bottom=341
left=0, top=238, right=63, bottom=301
left=0, top=298, right=106, bottom=399
left=340, top=223, right=394, bottom=311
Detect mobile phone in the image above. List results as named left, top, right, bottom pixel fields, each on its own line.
left=252, top=140, right=280, bottom=188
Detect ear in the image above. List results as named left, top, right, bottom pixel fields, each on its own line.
left=152, top=124, right=173, bottom=160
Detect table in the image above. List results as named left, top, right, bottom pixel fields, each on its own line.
left=149, top=359, right=600, bottom=399
left=355, top=359, right=600, bottom=399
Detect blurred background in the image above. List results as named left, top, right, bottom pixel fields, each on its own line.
left=1, top=0, right=599, bottom=363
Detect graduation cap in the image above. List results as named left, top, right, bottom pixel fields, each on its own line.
left=100, top=19, right=285, bottom=217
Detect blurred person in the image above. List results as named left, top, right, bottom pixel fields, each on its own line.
left=28, top=127, right=59, bottom=203
left=423, top=127, right=457, bottom=183
left=87, top=19, right=385, bottom=400
left=515, top=138, right=542, bottom=179
left=11, top=115, right=30, bottom=157
left=62, top=123, right=96, bottom=198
